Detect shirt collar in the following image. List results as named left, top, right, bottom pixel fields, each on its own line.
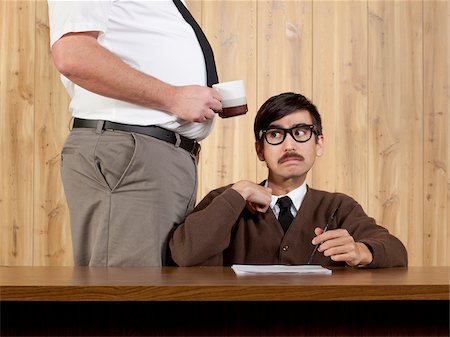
left=264, top=180, right=308, bottom=215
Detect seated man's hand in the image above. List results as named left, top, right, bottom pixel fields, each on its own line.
left=231, top=181, right=272, bottom=213
left=312, top=228, right=373, bottom=266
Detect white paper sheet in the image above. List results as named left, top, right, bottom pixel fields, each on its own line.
left=231, top=264, right=332, bottom=275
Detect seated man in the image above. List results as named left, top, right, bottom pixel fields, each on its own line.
left=169, top=92, right=408, bottom=267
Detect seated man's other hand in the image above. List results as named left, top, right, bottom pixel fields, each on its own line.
left=231, top=180, right=272, bottom=213
left=312, top=228, right=373, bottom=266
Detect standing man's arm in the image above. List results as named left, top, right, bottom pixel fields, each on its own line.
left=51, top=32, right=222, bottom=123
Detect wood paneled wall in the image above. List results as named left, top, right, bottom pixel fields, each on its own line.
left=1, top=1, right=448, bottom=266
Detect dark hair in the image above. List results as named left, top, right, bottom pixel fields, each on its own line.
left=254, top=92, right=322, bottom=141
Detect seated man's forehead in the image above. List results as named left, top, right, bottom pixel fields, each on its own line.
left=268, top=110, right=312, bottom=128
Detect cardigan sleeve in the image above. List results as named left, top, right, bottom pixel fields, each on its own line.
left=338, top=198, right=408, bottom=268
left=169, top=187, right=247, bottom=266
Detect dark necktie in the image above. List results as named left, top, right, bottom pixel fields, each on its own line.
left=172, top=0, right=219, bottom=87
left=277, top=196, right=294, bottom=233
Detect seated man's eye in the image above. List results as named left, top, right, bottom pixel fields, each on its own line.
left=269, top=130, right=282, bottom=138
left=294, top=126, right=310, bottom=137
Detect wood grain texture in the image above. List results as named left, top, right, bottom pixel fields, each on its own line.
left=33, top=1, right=72, bottom=266
left=423, top=0, right=449, bottom=266
left=1, top=266, right=449, bottom=301
left=312, top=1, right=368, bottom=208
left=368, top=1, right=424, bottom=266
left=0, top=0, right=35, bottom=266
left=0, top=1, right=448, bottom=267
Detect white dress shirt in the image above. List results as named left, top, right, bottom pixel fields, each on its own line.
left=48, top=0, right=215, bottom=140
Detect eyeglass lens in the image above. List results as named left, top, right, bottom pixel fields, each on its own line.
left=264, top=125, right=314, bottom=145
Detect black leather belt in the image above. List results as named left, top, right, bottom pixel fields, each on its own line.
left=72, top=118, right=201, bottom=156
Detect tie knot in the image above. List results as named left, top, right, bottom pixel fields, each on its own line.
left=277, top=196, right=293, bottom=210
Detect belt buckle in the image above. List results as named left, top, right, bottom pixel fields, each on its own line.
left=191, top=142, right=201, bottom=156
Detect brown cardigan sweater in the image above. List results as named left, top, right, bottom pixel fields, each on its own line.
left=169, top=184, right=408, bottom=267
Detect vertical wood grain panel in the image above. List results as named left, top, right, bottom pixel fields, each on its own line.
left=423, top=0, right=449, bottom=266
left=0, top=0, right=449, bottom=267
left=33, top=2, right=72, bottom=266
left=312, top=1, right=368, bottom=208
left=0, top=0, right=35, bottom=265
left=310, top=1, right=338, bottom=192
left=257, top=0, right=313, bottom=182
left=368, top=1, right=423, bottom=265
left=199, top=0, right=257, bottom=197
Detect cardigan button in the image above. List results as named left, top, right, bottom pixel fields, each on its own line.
left=282, top=245, right=289, bottom=252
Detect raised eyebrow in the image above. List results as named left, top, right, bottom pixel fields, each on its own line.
left=293, top=123, right=312, bottom=128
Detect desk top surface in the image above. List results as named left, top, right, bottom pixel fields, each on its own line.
left=1, top=266, right=449, bottom=301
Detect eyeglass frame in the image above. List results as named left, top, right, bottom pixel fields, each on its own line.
left=258, top=123, right=320, bottom=145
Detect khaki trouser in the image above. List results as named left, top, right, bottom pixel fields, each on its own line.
left=61, top=127, right=197, bottom=266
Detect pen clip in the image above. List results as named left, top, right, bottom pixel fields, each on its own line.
left=307, top=206, right=339, bottom=265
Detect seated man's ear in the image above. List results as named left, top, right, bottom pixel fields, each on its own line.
left=316, top=135, right=324, bottom=157
left=255, top=141, right=265, bottom=161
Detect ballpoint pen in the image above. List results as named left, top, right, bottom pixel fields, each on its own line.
left=307, top=206, right=339, bottom=265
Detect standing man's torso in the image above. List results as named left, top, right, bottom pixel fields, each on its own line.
left=48, top=0, right=214, bottom=140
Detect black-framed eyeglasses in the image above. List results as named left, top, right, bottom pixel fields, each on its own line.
left=259, top=124, right=318, bottom=145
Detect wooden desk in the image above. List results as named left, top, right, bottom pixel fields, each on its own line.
left=1, top=266, right=449, bottom=336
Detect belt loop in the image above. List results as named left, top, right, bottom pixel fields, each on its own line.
left=96, top=121, right=105, bottom=134
left=174, top=133, right=181, bottom=148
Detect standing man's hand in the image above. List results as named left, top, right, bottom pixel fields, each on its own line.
left=231, top=181, right=272, bottom=213
left=169, top=85, right=222, bottom=123
left=312, top=228, right=373, bottom=266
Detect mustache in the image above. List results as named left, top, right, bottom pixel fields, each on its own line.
left=278, top=152, right=304, bottom=164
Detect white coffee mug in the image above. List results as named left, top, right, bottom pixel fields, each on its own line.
left=213, top=80, right=248, bottom=118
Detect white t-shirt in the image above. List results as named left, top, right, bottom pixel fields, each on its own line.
left=47, top=0, right=215, bottom=140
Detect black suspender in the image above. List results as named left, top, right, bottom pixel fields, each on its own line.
left=172, top=0, right=219, bottom=87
